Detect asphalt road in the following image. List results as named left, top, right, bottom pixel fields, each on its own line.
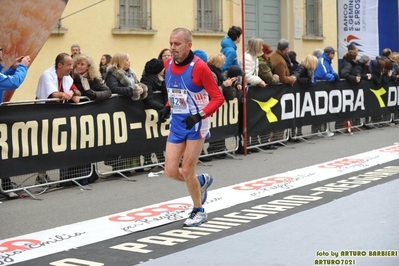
left=1, top=123, right=398, bottom=266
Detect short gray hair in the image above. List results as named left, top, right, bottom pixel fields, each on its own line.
left=312, top=49, right=323, bottom=58
left=71, top=44, right=80, bottom=50
left=277, top=39, right=290, bottom=51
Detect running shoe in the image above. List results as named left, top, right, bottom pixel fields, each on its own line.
left=6, top=192, right=18, bottom=198
left=184, top=210, right=208, bottom=227
left=323, top=131, right=334, bottom=137
left=199, top=173, right=213, bottom=204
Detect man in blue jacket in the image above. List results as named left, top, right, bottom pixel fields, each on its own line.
left=0, top=47, right=30, bottom=102
left=0, top=46, right=30, bottom=199
left=220, top=26, right=242, bottom=72
left=314, top=46, right=339, bottom=82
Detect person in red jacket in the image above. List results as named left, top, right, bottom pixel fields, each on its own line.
left=158, top=28, right=224, bottom=227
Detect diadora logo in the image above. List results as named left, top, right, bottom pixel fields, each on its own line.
left=253, top=88, right=366, bottom=123
left=252, top=97, right=279, bottom=123
left=371, top=86, right=399, bottom=108
left=345, top=35, right=363, bottom=52
left=253, top=86, right=399, bottom=123
left=370, top=87, right=387, bottom=108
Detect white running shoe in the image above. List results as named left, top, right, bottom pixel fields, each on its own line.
left=6, top=192, right=18, bottom=198
left=199, top=173, right=213, bottom=204
left=323, top=131, right=334, bottom=137
left=184, top=210, right=208, bottom=227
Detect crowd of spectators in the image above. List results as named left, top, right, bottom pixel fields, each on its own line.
left=2, top=28, right=399, bottom=200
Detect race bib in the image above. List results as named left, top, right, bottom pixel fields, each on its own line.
left=168, top=88, right=189, bottom=114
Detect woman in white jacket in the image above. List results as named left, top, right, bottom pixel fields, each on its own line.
left=244, top=37, right=267, bottom=87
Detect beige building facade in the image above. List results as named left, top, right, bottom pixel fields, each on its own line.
left=14, top=0, right=337, bottom=101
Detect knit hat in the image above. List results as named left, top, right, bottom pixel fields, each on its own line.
left=358, top=55, right=370, bottom=64
left=193, top=49, right=208, bottom=62
left=227, top=65, right=245, bottom=78
left=145, top=58, right=164, bottom=75
left=324, top=46, right=337, bottom=55
left=262, top=44, right=273, bottom=54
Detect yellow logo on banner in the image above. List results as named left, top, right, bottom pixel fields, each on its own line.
left=370, top=88, right=386, bottom=108
left=252, top=98, right=279, bottom=123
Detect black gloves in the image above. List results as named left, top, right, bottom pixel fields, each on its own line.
left=85, top=89, right=96, bottom=100
left=157, top=107, right=203, bottom=129
left=158, top=106, right=170, bottom=123
left=182, top=113, right=202, bottom=130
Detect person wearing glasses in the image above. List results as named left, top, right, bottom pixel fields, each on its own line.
left=314, top=46, right=339, bottom=82
left=0, top=46, right=31, bottom=199
left=157, top=48, right=172, bottom=62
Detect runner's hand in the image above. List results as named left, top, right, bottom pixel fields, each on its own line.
left=182, top=113, right=202, bottom=130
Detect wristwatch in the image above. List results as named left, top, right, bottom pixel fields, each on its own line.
left=198, top=110, right=206, bottom=118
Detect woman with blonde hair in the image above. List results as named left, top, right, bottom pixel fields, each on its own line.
left=293, top=54, right=318, bottom=86
left=106, top=52, right=147, bottom=100
left=244, top=37, right=266, bottom=87
left=207, top=53, right=225, bottom=93
left=72, top=54, right=111, bottom=101
left=293, top=54, right=319, bottom=137
left=104, top=52, right=148, bottom=175
left=208, top=52, right=242, bottom=101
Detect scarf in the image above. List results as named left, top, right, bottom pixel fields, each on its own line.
left=79, top=72, right=90, bottom=91
left=208, top=64, right=224, bottom=86
left=124, top=69, right=136, bottom=86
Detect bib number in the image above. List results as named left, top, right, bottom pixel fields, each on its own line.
left=168, top=88, right=189, bottom=114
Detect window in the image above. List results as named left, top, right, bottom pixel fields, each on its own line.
left=305, top=0, right=323, bottom=37
left=197, top=0, right=222, bottom=31
left=119, top=0, right=152, bottom=30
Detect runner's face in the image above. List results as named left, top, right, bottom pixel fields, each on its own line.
left=169, top=31, right=192, bottom=62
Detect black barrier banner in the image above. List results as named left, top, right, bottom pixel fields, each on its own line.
left=246, top=80, right=399, bottom=136
left=0, top=97, right=238, bottom=178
